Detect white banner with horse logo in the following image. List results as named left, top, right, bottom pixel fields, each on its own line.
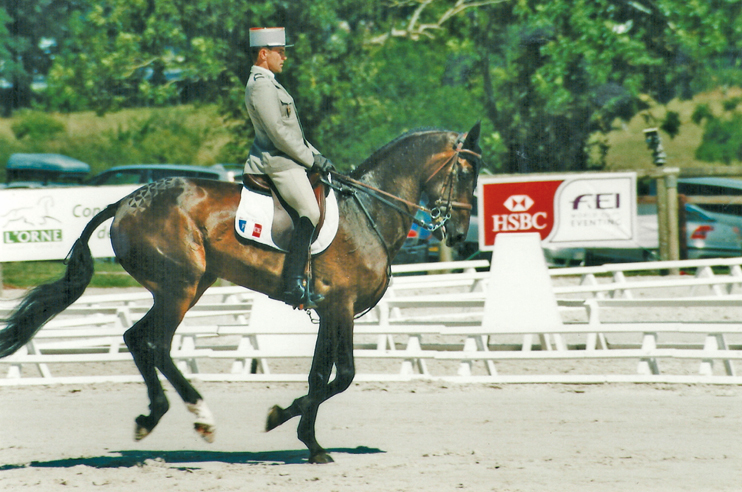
left=0, top=185, right=139, bottom=262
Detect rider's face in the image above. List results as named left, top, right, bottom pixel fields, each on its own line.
left=264, top=47, right=286, bottom=74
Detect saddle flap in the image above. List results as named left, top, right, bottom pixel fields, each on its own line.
left=235, top=183, right=339, bottom=256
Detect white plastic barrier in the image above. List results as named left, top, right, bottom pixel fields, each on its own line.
left=5, top=243, right=742, bottom=385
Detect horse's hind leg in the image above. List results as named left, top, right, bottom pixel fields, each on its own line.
left=124, top=308, right=172, bottom=441
left=152, top=277, right=218, bottom=442
left=124, top=277, right=216, bottom=442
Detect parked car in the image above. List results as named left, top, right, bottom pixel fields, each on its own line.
left=393, top=207, right=435, bottom=265
left=545, top=203, right=742, bottom=266
left=394, top=194, right=489, bottom=265
left=2, top=153, right=90, bottom=188
left=677, top=177, right=742, bottom=216
left=86, top=164, right=239, bottom=186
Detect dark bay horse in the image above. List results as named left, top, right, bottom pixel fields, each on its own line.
left=0, top=123, right=482, bottom=463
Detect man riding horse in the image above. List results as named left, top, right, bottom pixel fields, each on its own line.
left=0, top=27, right=483, bottom=461
left=245, top=27, right=333, bottom=310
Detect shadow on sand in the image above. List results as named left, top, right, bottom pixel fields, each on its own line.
left=0, top=446, right=385, bottom=470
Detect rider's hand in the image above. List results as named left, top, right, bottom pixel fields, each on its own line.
left=312, top=154, right=335, bottom=174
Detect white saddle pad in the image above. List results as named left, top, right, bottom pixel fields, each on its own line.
left=235, top=186, right=339, bottom=255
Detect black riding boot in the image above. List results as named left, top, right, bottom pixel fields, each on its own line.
left=282, top=216, right=324, bottom=309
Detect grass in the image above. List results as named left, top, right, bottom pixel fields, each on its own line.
left=2, top=260, right=142, bottom=290
left=604, top=87, right=742, bottom=171
left=0, top=105, right=234, bottom=180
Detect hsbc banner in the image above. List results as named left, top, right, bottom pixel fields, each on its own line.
left=477, top=172, right=637, bottom=251
left=0, top=185, right=139, bottom=262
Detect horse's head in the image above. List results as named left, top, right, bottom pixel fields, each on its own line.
left=423, top=122, right=482, bottom=247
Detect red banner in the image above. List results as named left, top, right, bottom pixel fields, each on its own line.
left=480, top=180, right=563, bottom=245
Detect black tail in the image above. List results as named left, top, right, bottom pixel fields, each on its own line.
left=0, top=201, right=121, bottom=358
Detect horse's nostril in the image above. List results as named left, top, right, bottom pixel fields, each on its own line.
left=446, top=233, right=465, bottom=246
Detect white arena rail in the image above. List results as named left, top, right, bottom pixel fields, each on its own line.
left=3, top=233, right=742, bottom=385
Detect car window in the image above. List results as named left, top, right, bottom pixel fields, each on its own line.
left=149, top=169, right=220, bottom=181
left=90, top=170, right=143, bottom=185
left=685, top=207, right=715, bottom=223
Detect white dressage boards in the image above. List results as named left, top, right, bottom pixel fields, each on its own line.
left=4, top=235, right=742, bottom=385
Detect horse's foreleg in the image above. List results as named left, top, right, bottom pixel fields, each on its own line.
left=267, top=314, right=356, bottom=464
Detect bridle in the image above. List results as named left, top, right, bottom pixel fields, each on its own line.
left=326, top=132, right=481, bottom=233
left=423, top=132, right=481, bottom=228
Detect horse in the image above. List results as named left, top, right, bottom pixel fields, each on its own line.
left=0, top=122, right=482, bottom=464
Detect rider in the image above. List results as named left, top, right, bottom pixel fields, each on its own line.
left=244, top=27, right=333, bottom=310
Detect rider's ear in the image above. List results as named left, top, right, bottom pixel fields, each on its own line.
left=463, top=121, right=481, bottom=149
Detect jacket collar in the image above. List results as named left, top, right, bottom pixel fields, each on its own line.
left=251, top=65, right=275, bottom=80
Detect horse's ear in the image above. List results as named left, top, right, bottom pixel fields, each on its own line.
left=463, top=121, right=481, bottom=150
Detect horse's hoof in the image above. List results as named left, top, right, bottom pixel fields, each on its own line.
left=194, top=423, right=216, bottom=443
left=266, top=405, right=284, bottom=432
left=308, top=451, right=334, bottom=464
left=134, top=414, right=154, bottom=441
left=134, top=423, right=150, bottom=441
left=186, top=400, right=216, bottom=443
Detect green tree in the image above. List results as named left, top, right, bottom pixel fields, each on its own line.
left=465, top=0, right=742, bottom=172
left=0, top=0, right=87, bottom=114
left=37, top=0, right=742, bottom=172
left=371, top=0, right=742, bottom=172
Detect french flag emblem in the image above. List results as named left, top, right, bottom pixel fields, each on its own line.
left=252, top=223, right=263, bottom=237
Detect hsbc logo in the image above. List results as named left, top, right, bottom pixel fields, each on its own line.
left=492, top=193, right=547, bottom=232
left=503, top=195, right=534, bottom=212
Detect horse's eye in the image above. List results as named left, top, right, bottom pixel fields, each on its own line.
left=457, top=167, right=472, bottom=179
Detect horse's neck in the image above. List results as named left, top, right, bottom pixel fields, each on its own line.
left=350, top=147, right=433, bottom=253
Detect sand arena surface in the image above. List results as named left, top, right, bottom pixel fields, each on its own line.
left=2, top=277, right=742, bottom=491
left=0, top=381, right=741, bottom=491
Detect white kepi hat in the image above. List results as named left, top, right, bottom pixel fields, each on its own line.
left=250, top=27, right=293, bottom=48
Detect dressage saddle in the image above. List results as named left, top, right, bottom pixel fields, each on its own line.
left=242, top=170, right=330, bottom=242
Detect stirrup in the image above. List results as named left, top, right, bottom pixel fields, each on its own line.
left=283, top=278, right=324, bottom=310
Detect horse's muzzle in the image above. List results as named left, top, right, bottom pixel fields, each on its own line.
left=446, top=232, right=466, bottom=247
left=438, top=222, right=466, bottom=246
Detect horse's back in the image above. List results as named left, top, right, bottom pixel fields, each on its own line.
left=110, top=178, right=242, bottom=279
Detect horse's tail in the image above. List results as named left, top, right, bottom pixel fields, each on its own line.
left=0, top=201, right=121, bottom=358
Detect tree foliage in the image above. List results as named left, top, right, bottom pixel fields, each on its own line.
left=0, top=0, right=89, bottom=115
left=5, top=0, right=742, bottom=171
